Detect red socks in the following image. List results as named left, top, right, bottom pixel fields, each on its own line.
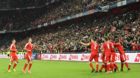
left=121, top=62, right=124, bottom=70
left=13, top=63, right=17, bottom=69
left=8, top=62, right=17, bottom=71
left=114, top=63, right=118, bottom=70
left=121, top=61, right=129, bottom=70
left=96, top=64, right=99, bottom=71
left=23, top=63, right=28, bottom=71
left=89, top=63, right=94, bottom=70
left=28, top=63, right=32, bottom=71
left=107, top=64, right=110, bottom=72
left=125, top=62, right=129, bottom=69
left=23, top=63, right=32, bottom=72
left=99, top=64, right=105, bottom=71
left=8, top=64, right=11, bottom=70
left=110, top=63, right=114, bottom=71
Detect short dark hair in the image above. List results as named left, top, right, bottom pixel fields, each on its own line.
left=104, top=37, right=109, bottom=41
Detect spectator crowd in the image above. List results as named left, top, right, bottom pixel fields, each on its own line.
left=0, top=0, right=119, bottom=31
left=0, top=0, right=140, bottom=53
left=1, top=9, right=138, bottom=53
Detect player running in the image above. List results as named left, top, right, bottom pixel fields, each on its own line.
left=115, top=39, right=130, bottom=71
left=8, top=39, right=18, bottom=72
left=22, top=38, right=34, bottom=73
left=80, top=39, right=99, bottom=73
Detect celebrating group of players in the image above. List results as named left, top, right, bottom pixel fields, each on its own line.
left=81, top=37, right=130, bottom=73
left=8, top=38, right=33, bottom=73
left=8, top=36, right=130, bottom=74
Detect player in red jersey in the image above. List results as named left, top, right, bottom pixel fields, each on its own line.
left=102, top=38, right=112, bottom=73
left=115, top=39, right=130, bottom=71
left=8, top=39, right=18, bottom=72
left=109, top=40, right=118, bottom=72
left=22, top=38, right=34, bottom=73
left=80, top=39, right=99, bottom=73
left=99, top=43, right=107, bottom=72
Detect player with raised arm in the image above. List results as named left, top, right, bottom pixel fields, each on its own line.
left=115, top=39, right=130, bottom=71
left=80, top=38, right=99, bottom=73
left=22, top=38, right=34, bottom=73
left=8, top=39, right=18, bottom=72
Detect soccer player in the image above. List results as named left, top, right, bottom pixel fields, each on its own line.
left=115, top=39, right=130, bottom=71
left=80, top=39, right=99, bottom=73
left=102, top=37, right=111, bottom=73
left=22, top=38, right=34, bottom=73
left=8, top=39, right=18, bottom=72
left=109, top=39, right=118, bottom=72
left=99, top=43, right=107, bottom=72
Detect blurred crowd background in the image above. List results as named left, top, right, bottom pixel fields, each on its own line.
left=0, top=0, right=119, bottom=31
left=0, top=0, right=140, bottom=53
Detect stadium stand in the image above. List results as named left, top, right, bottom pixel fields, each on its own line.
left=17, top=9, right=140, bottom=53
left=0, top=0, right=140, bottom=53
left=0, top=0, right=119, bottom=31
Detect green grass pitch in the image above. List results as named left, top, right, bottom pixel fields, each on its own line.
left=0, top=59, right=139, bottom=78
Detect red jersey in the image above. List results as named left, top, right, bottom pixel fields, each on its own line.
left=25, top=42, right=33, bottom=54
left=103, top=41, right=111, bottom=55
left=115, top=42, right=125, bottom=54
left=10, top=43, right=17, bottom=55
left=90, top=41, right=98, bottom=55
left=110, top=42, right=115, bottom=53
